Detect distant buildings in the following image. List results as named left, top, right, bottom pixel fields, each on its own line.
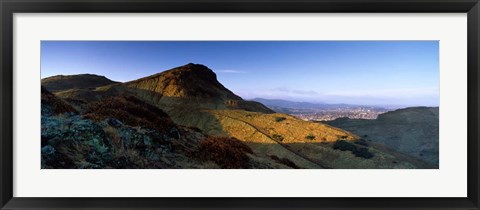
left=289, top=107, right=390, bottom=121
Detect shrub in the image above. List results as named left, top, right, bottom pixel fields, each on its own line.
left=353, top=139, right=369, bottom=146
left=332, top=140, right=374, bottom=159
left=103, top=126, right=126, bottom=153
left=305, top=134, right=316, bottom=141
left=353, top=147, right=374, bottom=159
left=275, top=117, right=286, bottom=122
left=194, top=137, right=253, bottom=169
left=272, top=134, right=284, bottom=142
left=333, top=140, right=357, bottom=151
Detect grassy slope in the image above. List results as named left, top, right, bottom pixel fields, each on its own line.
left=167, top=109, right=433, bottom=169
left=324, top=107, right=439, bottom=166
left=50, top=82, right=435, bottom=169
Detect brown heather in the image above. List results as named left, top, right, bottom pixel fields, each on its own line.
left=41, top=86, right=77, bottom=115
left=194, top=136, right=253, bottom=169
left=83, top=96, right=176, bottom=133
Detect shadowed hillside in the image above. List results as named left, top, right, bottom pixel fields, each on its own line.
left=42, top=74, right=119, bottom=92
left=41, top=86, right=77, bottom=115
left=324, top=107, right=439, bottom=165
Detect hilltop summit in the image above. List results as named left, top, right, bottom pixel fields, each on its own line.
left=125, top=63, right=238, bottom=99
left=42, top=74, right=118, bottom=92
left=123, top=63, right=274, bottom=113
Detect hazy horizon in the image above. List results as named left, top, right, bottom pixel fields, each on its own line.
left=41, top=41, right=439, bottom=107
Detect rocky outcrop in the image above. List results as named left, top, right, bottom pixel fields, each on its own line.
left=41, top=88, right=207, bottom=169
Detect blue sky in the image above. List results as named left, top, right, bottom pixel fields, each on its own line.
left=41, top=41, right=439, bottom=106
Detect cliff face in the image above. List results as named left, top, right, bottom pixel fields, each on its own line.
left=325, top=107, right=439, bottom=165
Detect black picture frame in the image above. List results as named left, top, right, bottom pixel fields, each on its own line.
left=1, top=0, right=479, bottom=209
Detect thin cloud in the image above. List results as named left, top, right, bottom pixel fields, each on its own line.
left=216, top=70, right=247, bottom=74
left=235, top=87, right=439, bottom=106
left=326, top=87, right=439, bottom=98
left=236, top=87, right=324, bottom=101
left=270, top=87, right=320, bottom=96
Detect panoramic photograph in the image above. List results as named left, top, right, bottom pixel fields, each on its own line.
left=41, top=41, right=439, bottom=169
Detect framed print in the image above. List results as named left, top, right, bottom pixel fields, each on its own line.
left=1, top=0, right=479, bottom=209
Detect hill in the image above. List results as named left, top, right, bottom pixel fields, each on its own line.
left=251, top=98, right=383, bottom=109
left=121, top=64, right=434, bottom=168
left=175, top=109, right=433, bottom=169
left=41, top=86, right=77, bottom=115
left=41, top=88, right=223, bottom=169
left=42, top=63, right=436, bottom=169
left=123, top=63, right=273, bottom=113
left=324, top=107, right=439, bottom=165
left=252, top=98, right=326, bottom=109
left=42, top=74, right=119, bottom=92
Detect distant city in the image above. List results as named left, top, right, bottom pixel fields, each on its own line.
left=251, top=98, right=406, bottom=121
left=289, top=107, right=392, bottom=121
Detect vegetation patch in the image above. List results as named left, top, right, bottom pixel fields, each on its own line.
left=353, top=139, right=369, bottom=146
left=272, top=134, right=284, bottom=142
left=275, top=117, right=287, bottom=122
left=332, top=140, right=374, bottom=159
left=354, top=147, right=374, bottom=159
left=305, top=134, right=316, bottom=141
left=84, top=96, right=176, bottom=133
left=194, top=137, right=253, bottom=169
left=41, top=86, right=77, bottom=115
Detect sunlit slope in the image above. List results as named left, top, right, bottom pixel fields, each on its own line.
left=123, top=63, right=274, bottom=113
left=167, top=109, right=430, bottom=169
